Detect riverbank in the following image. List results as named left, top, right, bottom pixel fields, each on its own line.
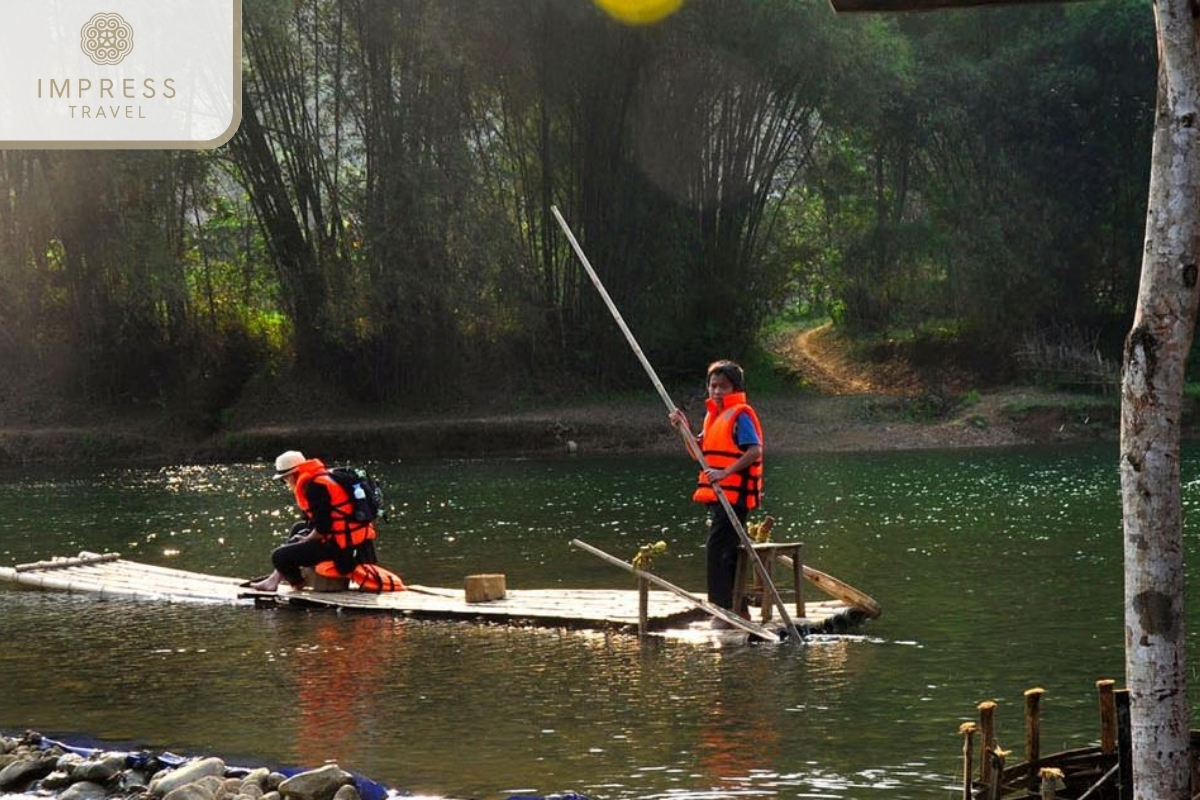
left=0, top=323, right=1149, bottom=467
left=0, top=385, right=1133, bottom=467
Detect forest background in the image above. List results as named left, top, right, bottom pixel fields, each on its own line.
left=0, top=0, right=1162, bottom=461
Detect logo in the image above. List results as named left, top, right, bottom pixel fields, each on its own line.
left=2, top=0, right=239, bottom=148
left=80, top=12, right=134, bottom=66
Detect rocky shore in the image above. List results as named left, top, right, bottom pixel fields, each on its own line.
left=0, top=732, right=383, bottom=800
left=0, top=732, right=588, bottom=800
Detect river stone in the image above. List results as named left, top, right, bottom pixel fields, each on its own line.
left=60, top=780, right=111, bottom=800
left=277, top=765, right=353, bottom=800
left=332, top=784, right=360, bottom=800
left=266, top=773, right=285, bottom=791
left=163, top=782, right=216, bottom=800
left=40, top=769, right=75, bottom=790
left=262, top=790, right=281, bottom=800
left=150, top=757, right=227, bottom=797
left=194, top=774, right=226, bottom=799
left=239, top=781, right=264, bottom=799
left=123, top=768, right=152, bottom=790
left=240, top=768, right=271, bottom=791
left=75, top=754, right=128, bottom=783
left=0, top=754, right=57, bottom=790
left=55, top=753, right=85, bottom=773
left=0, top=755, right=15, bottom=769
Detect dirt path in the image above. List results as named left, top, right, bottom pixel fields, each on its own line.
left=775, top=323, right=923, bottom=396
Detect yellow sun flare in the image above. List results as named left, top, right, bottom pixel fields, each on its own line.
left=594, top=0, right=684, bottom=26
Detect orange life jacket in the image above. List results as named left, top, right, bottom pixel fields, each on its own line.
left=692, top=392, right=763, bottom=509
left=294, top=461, right=377, bottom=551
left=315, top=560, right=406, bottom=593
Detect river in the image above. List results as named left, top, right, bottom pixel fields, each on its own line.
left=0, top=443, right=1187, bottom=799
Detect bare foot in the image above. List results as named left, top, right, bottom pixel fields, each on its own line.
left=249, top=577, right=280, bottom=592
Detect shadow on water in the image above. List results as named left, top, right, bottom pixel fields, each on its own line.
left=0, top=442, right=1190, bottom=798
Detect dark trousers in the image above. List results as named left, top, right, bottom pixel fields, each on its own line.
left=706, top=503, right=748, bottom=610
left=270, top=538, right=344, bottom=586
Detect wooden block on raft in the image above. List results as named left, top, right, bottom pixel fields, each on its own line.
left=300, top=568, right=350, bottom=592
left=464, top=573, right=507, bottom=603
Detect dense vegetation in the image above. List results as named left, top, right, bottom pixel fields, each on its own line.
left=0, top=0, right=1156, bottom=429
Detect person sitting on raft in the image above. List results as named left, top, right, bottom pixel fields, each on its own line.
left=248, top=450, right=377, bottom=592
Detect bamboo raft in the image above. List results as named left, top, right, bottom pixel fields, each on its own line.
left=957, top=679, right=1200, bottom=799
left=0, top=552, right=870, bottom=637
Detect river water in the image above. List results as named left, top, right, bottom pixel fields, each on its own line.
left=0, top=444, right=1192, bottom=799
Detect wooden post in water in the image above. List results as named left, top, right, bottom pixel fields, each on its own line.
left=1039, top=767, right=1065, bottom=800
left=959, top=722, right=978, bottom=800
left=986, top=748, right=1009, bottom=800
left=1114, top=689, right=1132, bottom=800
left=1024, top=688, right=1045, bottom=790
left=637, top=576, right=649, bottom=638
left=978, top=700, right=997, bottom=785
left=1096, top=679, right=1117, bottom=754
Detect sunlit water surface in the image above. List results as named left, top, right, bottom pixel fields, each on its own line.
left=2, top=443, right=1196, bottom=799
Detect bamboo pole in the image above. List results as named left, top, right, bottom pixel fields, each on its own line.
left=1039, top=767, right=1065, bottom=800
left=1025, top=688, right=1045, bottom=789
left=638, top=576, right=649, bottom=638
left=552, top=205, right=801, bottom=644
left=987, top=748, right=1009, bottom=800
left=14, top=552, right=121, bottom=571
left=571, top=538, right=780, bottom=642
left=959, top=722, right=977, bottom=800
left=1096, top=679, right=1117, bottom=754
left=1114, top=689, right=1132, bottom=800
left=978, top=700, right=997, bottom=785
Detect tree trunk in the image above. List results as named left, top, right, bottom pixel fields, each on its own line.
left=1119, top=1, right=1200, bottom=797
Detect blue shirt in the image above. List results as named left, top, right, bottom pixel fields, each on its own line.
left=734, top=411, right=761, bottom=448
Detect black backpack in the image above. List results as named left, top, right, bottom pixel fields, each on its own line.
left=327, top=467, right=387, bottom=524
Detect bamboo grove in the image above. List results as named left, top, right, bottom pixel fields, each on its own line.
left=0, top=0, right=1156, bottom=425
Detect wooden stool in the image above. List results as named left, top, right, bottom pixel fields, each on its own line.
left=733, top=542, right=804, bottom=622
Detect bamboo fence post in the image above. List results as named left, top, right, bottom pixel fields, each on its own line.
left=637, top=576, right=649, bottom=638
left=1039, top=767, right=1065, bottom=800
left=959, top=722, right=978, bottom=800
left=1024, top=687, right=1045, bottom=789
left=791, top=545, right=804, bottom=615
left=988, top=748, right=1009, bottom=800
left=1096, top=679, right=1116, bottom=754
left=1114, top=688, right=1132, bottom=800
left=978, top=700, right=997, bottom=785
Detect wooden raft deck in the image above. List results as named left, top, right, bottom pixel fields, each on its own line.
left=0, top=552, right=867, bottom=635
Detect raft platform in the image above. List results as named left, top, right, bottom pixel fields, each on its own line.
left=0, top=552, right=870, bottom=637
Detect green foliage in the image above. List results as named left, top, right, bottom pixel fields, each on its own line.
left=0, top=0, right=1162, bottom=422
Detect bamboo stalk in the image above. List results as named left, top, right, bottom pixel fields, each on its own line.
left=978, top=700, right=997, bottom=784
left=15, top=552, right=121, bottom=572
left=959, top=722, right=977, bottom=800
left=1025, top=687, right=1045, bottom=789
left=1096, top=679, right=1116, bottom=754
left=986, top=747, right=1009, bottom=800
left=1114, top=689, right=1132, bottom=800
left=571, top=538, right=779, bottom=642
left=638, top=577, right=649, bottom=638
left=1039, top=767, right=1065, bottom=800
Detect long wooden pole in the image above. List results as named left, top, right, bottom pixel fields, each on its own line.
left=552, top=205, right=802, bottom=644
left=571, top=539, right=780, bottom=643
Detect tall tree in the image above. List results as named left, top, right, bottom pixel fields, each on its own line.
left=1119, top=0, right=1200, bottom=794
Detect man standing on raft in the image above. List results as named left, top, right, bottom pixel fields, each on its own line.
left=249, top=450, right=378, bottom=592
left=668, top=360, right=764, bottom=621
